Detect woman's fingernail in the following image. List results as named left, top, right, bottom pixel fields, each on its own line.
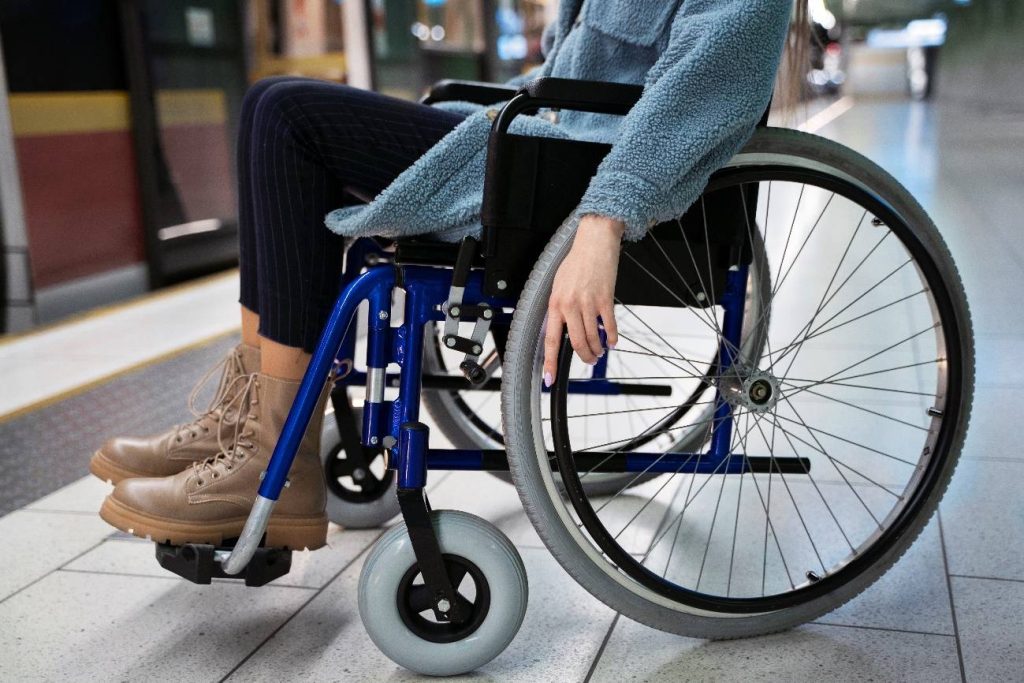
left=608, top=342, right=616, bottom=350
left=543, top=371, right=553, bottom=387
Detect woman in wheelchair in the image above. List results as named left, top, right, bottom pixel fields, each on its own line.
left=88, top=0, right=973, bottom=672
left=93, top=0, right=795, bottom=547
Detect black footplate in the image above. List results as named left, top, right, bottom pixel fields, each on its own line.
left=155, top=542, right=292, bottom=587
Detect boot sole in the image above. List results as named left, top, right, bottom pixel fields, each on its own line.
left=89, top=450, right=152, bottom=485
left=99, top=495, right=328, bottom=551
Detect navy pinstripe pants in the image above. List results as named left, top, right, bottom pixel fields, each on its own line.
left=237, top=77, right=466, bottom=351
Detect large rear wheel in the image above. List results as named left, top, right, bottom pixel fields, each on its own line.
left=502, top=128, right=973, bottom=638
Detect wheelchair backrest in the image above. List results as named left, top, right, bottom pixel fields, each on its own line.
left=480, top=133, right=757, bottom=307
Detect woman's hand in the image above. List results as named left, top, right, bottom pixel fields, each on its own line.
left=543, top=214, right=624, bottom=386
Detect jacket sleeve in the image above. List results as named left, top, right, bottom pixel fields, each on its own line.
left=575, top=0, right=792, bottom=240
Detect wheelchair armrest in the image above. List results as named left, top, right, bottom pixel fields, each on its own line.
left=478, top=78, right=642, bottom=296
left=518, top=77, right=643, bottom=115
left=420, top=79, right=518, bottom=106
left=489, top=77, right=643, bottom=142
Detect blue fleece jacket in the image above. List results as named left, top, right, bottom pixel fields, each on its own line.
left=325, top=0, right=792, bottom=242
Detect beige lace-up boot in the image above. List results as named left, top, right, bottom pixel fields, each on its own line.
left=90, top=343, right=261, bottom=483
left=99, top=372, right=331, bottom=550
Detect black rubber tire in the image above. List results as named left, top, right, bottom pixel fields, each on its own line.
left=501, top=127, right=974, bottom=639
left=320, top=406, right=400, bottom=529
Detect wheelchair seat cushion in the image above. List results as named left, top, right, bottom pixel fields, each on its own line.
left=393, top=238, right=484, bottom=269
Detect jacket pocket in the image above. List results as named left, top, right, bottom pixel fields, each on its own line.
left=581, top=0, right=678, bottom=47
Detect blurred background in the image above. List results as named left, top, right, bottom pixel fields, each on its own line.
left=0, top=0, right=1019, bottom=332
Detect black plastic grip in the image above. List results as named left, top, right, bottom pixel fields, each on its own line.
left=518, top=77, right=643, bottom=115
left=452, top=236, right=479, bottom=287
left=421, top=79, right=518, bottom=106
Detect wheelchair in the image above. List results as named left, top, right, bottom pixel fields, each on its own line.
left=155, top=77, right=974, bottom=676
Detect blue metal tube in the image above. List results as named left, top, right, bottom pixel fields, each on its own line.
left=423, top=449, right=748, bottom=474
left=386, top=266, right=512, bottom=485
left=425, top=450, right=488, bottom=470
left=335, top=239, right=387, bottom=370
left=398, top=423, right=430, bottom=488
left=258, top=266, right=396, bottom=500
left=396, top=287, right=428, bottom=427
left=362, top=283, right=392, bottom=448
left=708, top=264, right=750, bottom=459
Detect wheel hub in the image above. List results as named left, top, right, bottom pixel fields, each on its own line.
left=719, top=365, right=781, bottom=413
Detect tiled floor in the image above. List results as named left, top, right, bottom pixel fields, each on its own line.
left=3, top=78, right=1024, bottom=683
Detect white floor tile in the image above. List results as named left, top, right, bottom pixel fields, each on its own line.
left=590, top=618, right=961, bottom=683
left=815, top=518, right=955, bottom=634
left=974, top=335, right=1024, bottom=387
left=227, top=547, right=614, bottom=682
left=961, top=384, right=1020, bottom=462
left=0, top=570, right=312, bottom=682
left=0, top=510, right=113, bottom=602
left=939, top=458, right=1024, bottom=581
left=425, top=471, right=541, bottom=548
left=951, top=576, right=1024, bottom=681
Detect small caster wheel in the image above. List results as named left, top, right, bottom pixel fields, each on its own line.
left=321, top=407, right=400, bottom=529
left=358, top=510, right=528, bottom=676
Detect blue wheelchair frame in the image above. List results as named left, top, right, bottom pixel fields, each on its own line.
left=220, top=234, right=752, bottom=579
left=264, top=239, right=751, bottom=501
left=220, top=77, right=776, bottom=598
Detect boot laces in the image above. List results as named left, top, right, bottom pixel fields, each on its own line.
left=191, top=373, right=261, bottom=483
left=173, top=348, right=248, bottom=442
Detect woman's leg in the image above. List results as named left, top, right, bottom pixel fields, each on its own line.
left=90, top=77, right=299, bottom=485
left=236, top=76, right=305, bottom=336
left=240, top=305, right=261, bottom=348
left=100, top=80, right=468, bottom=546
left=245, top=79, right=466, bottom=378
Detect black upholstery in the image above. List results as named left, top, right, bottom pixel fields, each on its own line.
left=396, top=77, right=764, bottom=297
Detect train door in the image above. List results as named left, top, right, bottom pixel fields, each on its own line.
left=119, top=0, right=249, bottom=287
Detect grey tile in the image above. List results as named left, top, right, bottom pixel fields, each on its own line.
left=228, top=547, right=615, bottom=682
left=0, top=570, right=312, bottom=683
left=816, top=518, right=954, bottom=634
left=425, top=471, right=542, bottom=547
left=940, top=459, right=1024, bottom=581
left=0, top=510, right=113, bottom=601
left=590, top=618, right=961, bottom=683
left=0, top=334, right=239, bottom=515
left=951, top=576, right=1024, bottom=681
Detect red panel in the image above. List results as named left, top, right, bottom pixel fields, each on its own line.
left=15, top=131, right=145, bottom=288
left=159, top=123, right=236, bottom=223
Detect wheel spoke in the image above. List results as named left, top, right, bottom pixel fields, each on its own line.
left=551, top=400, right=715, bottom=422
left=529, top=170, right=961, bottom=610
left=772, top=397, right=883, bottom=530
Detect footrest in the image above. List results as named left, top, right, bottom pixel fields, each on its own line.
left=154, top=542, right=292, bottom=587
